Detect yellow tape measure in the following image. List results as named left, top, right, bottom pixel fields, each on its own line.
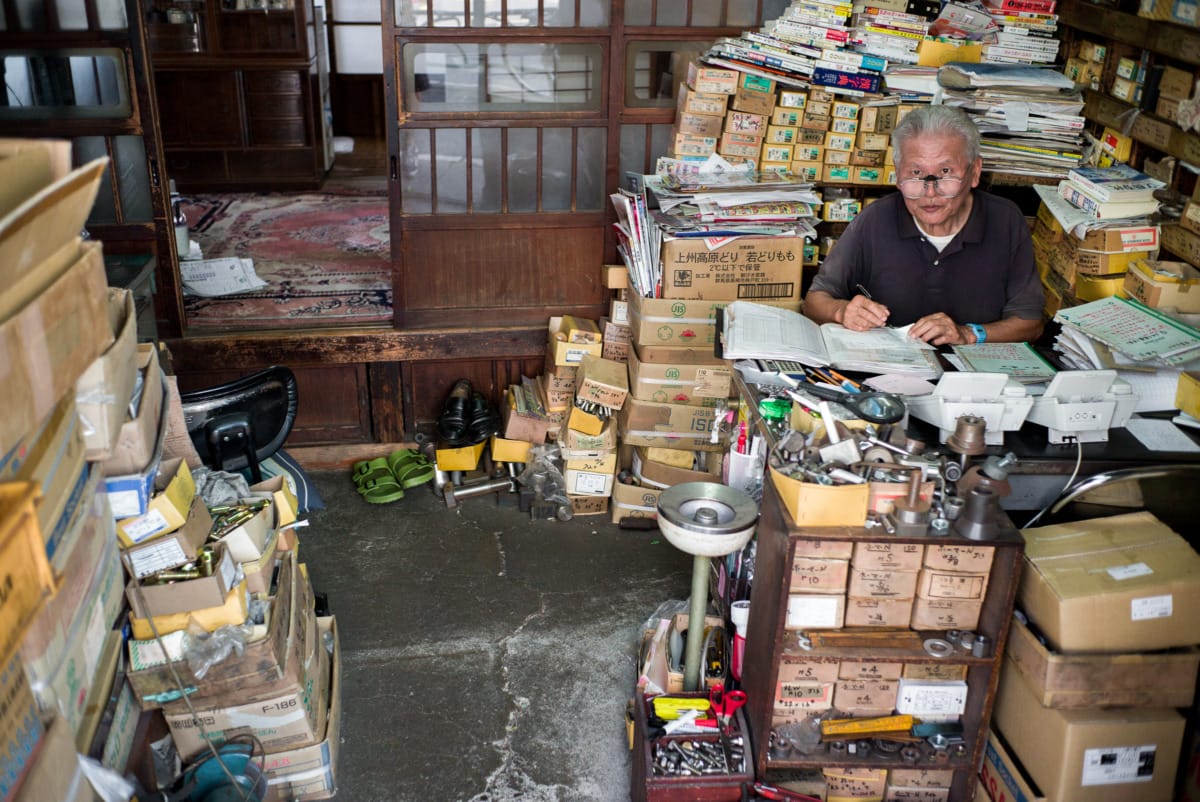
left=651, top=697, right=712, bottom=721
left=820, top=714, right=914, bottom=737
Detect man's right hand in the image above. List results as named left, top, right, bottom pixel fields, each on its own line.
left=839, top=296, right=890, bottom=331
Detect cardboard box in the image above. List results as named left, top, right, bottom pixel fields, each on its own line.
left=834, top=678, right=898, bottom=716
left=771, top=107, right=802, bottom=126
left=993, top=661, right=1184, bottom=802
left=1019, top=511, right=1200, bottom=652
left=126, top=544, right=237, bottom=618
left=726, top=110, right=768, bottom=136
left=501, top=395, right=557, bottom=445
left=1156, top=95, right=1182, bottom=123
left=778, top=90, right=806, bottom=109
left=0, top=239, right=112, bottom=457
left=558, top=416, right=617, bottom=453
left=671, top=132, right=717, bottom=157
left=435, top=439, right=486, bottom=471
left=626, top=348, right=730, bottom=407
left=575, top=355, right=629, bottom=410
left=631, top=447, right=721, bottom=489
left=981, top=729, right=1047, bottom=802
left=732, top=73, right=776, bottom=115
left=1, top=651, right=45, bottom=802
left=677, top=83, right=729, bottom=117
left=100, top=344, right=165, bottom=478
left=116, top=457, right=196, bottom=546
left=548, top=316, right=603, bottom=366
left=917, top=568, right=990, bottom=601
left=600, top=318, right=631, bottom=362
left=1178, top=370, right=1200, bottom=419
left=825, top=768, right=887, bottom=798
left=676, top=111, right=725, bottom=138
left=853, top=541, right=924, bottom=572
left=1005, top=615, right=1199, bottom=709
left=261, top=617, right=341, bottom=801
left=1122, top=259, right=1200, bottom=313
left=490, top=435, right=531, bottom=465
left=13, top=712, right=98, bottom=802
left=766, top=125, right=798, bottom=144
left=130, top=578, right=249, bottom=640
left=769, top=466, right=869, bottom=527
left=790, top=556, right=850, bottom=594
left=849, top=568, right=918, bottom=599
left=895, top=678, right=967, bottom=721
left=609, top=480, right=661, bottom=524
left=687, top=64, right=738, bottom=94
left=638, top=613, right=726, bottom=694
left=838, top=660, right=902, bottom=681
left=924, top=544, right=994, bottom=573
left=1159, top=65, right=1194, bottom=99
left=774, top=681, right=835, bottom=723
left=785, top=593, right=846, bottom=630
left=626, top=292, right=721, bottom=347
left=793, top=538, right=854, bottom=560
left=243, top=527, right=280, bottom=596
left=75, top=288, right=137, bottom=459
left=844, top=596, right=913, bottom=627
left=659, top=236, right=804, bottom=302
left=0, top=482, right=58, bottom=668
left=618, top=398, right=721, bottom=451
left=909, top=596, right=982, bottom=631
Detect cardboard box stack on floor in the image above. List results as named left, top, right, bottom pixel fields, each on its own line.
left=984, top=512, right=1200, bottom=802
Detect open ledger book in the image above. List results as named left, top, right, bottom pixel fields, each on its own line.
left=721, top=301, right=944, bottom=379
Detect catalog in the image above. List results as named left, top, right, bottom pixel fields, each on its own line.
left=721, top=301, right=944, bottom=378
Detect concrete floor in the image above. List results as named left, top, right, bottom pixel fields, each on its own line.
left=299, top=471, right=692, bottom=802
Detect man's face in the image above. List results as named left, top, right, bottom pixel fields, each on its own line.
left=895, top=132, right=982, bottom=234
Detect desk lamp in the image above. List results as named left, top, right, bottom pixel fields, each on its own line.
left=658, top=482, right=758, bottom=692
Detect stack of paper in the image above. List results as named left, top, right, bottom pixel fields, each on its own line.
left=938, top=63, right=1084, bottom=176
left=950, top=342, right=1057, bottom=383
left=1054, top=164, right=1164, bottom=220
left=610, top=187, right=661, bottom=299
left=721, top=301, right=943, bottom=378
left=979, top=0, right=1060, bottom=65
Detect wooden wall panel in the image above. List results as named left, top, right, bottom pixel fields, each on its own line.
left=405, top=356, right=543, bottom=438
left=176, top=363, right=372, bottom=445
left=398, top=225, right=607, bottom=328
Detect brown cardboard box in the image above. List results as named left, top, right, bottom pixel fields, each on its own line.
left=630, top=447, right=721, bottom=489
left=101, top=344, right=165, bottom=478
left=0, top=239, right=112, bottom=457
left=844, top=596, right=913, bottom=627
left=568, top=494, right=609, bottom=516
left=833, top=678, right=898, bottom=716
left=76, top=288, right=138, bottom=459
left=1122, top=259, right=1200, bottom=313
left=659, top=236, right=804, bottom=302
left=838, top=660, right=902, bottom=681
left=891, top=769, right=954, bottom=789
left=909, top=597, right=982, bottom=631
left=923, top=544, right=994, bottom=573
left=848, top=568, right=918, bottom=599
left=127, top=544, right=238, bottom=618
left=576, top=354, right=629, bottom=410
left=116, top=457, right=197, bottom=546
left=609, top=481, right=661, bottom=524
left=1159, top=65, right=1194, bottom=99
left=676, top=111, right=725, bottom=138
left=902, top=663, right=967, bottom=681
left=1019, top=511, right=1200, bottom=652
left=824, top=768, right=887, bottom=798
left=626, top=348, right=730, bottom=406
left=676, top=83, right=729, bottom=117
left=548, top=316, right=603, bottom=366
left=793, top=538, right=854, bottom=560
left=731, top=73, right=776, bottom=115
left=993, top=661, right=1184, bottom=802
left=789, top=556, right=850, bottom=594
left=1183, top=200, right=1200, bottom=237
left=916, top=568, right=990, bottom=601
left=618, top=398, right=721, bottom=451
left=11, top=714, right=97, bottom=802
left=774, top=681, right=835, bottom=723
left=980, top=729, right=1047, bottom=802
left=122, top=493, right=214, bottom=582
left=626, top=292, right=722, bottom=348
left=852, top=541, right=924, bottom=572
left=687, top=63, right=738, bottom=94
left=778, top=655, right=841, bottom=684
left=1005, top=615, right=1199, bottom=709
left=631, top=344, right=730, bottom=365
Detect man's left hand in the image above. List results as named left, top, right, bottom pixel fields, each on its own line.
left=908, top=313, right=970, bottom=346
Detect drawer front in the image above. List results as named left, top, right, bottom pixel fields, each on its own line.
left=249, top=118, right=308, bottom=146
left=165, top=150, right=228, bottom=182
left=246, top=93, right=305, bottom=119
left=226, top=149, right=314, bottom=179
left=243, top=70, right=302, bottom=94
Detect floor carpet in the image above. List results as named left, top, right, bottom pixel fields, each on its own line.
left=181, top=187, right=393, bottom=331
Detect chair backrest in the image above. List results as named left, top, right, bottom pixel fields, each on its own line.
left=180, top=366, right=299, bottom=474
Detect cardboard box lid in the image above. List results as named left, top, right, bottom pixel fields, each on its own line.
left=0, top=138, right=72, bottom=217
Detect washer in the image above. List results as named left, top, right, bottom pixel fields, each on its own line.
left=923, top=638, right=954, bottom=658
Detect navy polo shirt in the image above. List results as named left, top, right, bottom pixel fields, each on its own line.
left=808, top=190, right=1045, bottom=327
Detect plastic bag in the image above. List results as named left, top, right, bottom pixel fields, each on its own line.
left=193, top=467, right=253, bottom=507
left=516, top=443, right=572, bottom=518
left=185, top=623, right=249, bottom=680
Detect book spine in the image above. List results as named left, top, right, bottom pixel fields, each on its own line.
left=1057, top=181, right=1105, bottom=218
left=984, top=0, right=1057, bottom=12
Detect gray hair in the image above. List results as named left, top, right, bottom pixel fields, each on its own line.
left=891, top=105, right=981, bottom=166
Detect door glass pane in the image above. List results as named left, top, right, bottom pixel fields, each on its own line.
left=396, top=0, right=429, bottom=26
left=0, top=50, right=131, bottom=119
left=75, top=137, right=117, bottom=224
left=506, top=127, right=538, bottom=213
left=578, top=0, right=608, bottom=26
left=624, top=0, right=650, bottom=25
left=333, top=0, right=382, bottom=21
left=114, top=136, right=152, bottom=223
left=333, top=25, right=384, bottom=73
left=692, top=4, right=722, bottom=25
left=541, top=127, right=571, bottom=211
left=575, top=126, right=604, bottom=211
left=542, top=0, right=571, bottom=26
left=95, top=0, right=129, bottom=29
left=619, top=123, right=647, bottom=183
left=400, top=128, right=433, bottom=213
left=14, top=0, right=46, bottom=31
left=431, top=0, right=465, bottom=26
left=625, top=41, right=710, bottom=107
left=649, top=123, right=672, bottom=170
left=472, top=127, right=501, bottom=212
left=656, top=3, right=687, bottom=25
left=402, top=43, right=602, bottom=113
left=54, top=0, right=89, bottom=30
left=435, top=128, right=468, bottom=213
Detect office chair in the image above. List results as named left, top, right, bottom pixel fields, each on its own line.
left=179, top=366, right=298, bottom=484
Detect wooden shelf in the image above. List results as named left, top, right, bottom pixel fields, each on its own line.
left=1059, top=0, right=1200, bottom=66
left=1084, top=90, right=1200, bottom=165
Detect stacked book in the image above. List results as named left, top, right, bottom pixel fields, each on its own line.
left=849, top=8, right=931, bottom=66
left=938, top=63, right=1085, bottom=177
left=1056, top=163, right=1164, bottom=221
left=980, top=0, right=1060, bottom=64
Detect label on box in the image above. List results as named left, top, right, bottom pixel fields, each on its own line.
left=1081, top=745, right=1157, bottom=785
left=571, top=472, right=609, bottom=495
left=128, top=538, right=189, bottom=578
left=123, top=509, right=170, bottom=544
left=896, top=680, right=968, bottom=718
left=1131, top=594, right=1172, bottom=620
left=1107, top=562, right=1153, bottom=581
left=693, top=369, right=729, bottom=398
left=787, top=594, right=843, bottom=629
left=778, top=680, right=834, bottom=704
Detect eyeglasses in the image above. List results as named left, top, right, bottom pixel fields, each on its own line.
left=897, top=174, right=965, bottom=198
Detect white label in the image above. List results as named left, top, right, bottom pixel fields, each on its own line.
left=786, top=595, right=841, bottom=629
left=1081, top=745, right=1157, bottom=785
left=896, top=680, right=969, bottom=717
left=122, top=508, right=169, bottom=544
left=571, top=472, right=608, bottom=495
left=108, top=489, right=144, bottom=519
left=129, top=538, right=189, bottom=579
left=1107, top=562, right=1153, bottom=581
left=1131, top=594, right=1173, bottom=621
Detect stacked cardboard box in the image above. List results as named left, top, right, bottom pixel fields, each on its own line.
left=989, top=512, right=1200, bottom=802
left=1155, top=65, right=1195, bottom=124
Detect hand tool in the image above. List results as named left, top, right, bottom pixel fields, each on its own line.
left=707, top=683, right=747, bottom=771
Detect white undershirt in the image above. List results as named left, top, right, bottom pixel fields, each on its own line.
left=913, top=218, right=956, bottom=252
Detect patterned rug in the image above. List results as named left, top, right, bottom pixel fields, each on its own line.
left=181, top=190, right=393, bottom=331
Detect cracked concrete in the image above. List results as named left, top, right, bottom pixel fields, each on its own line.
left=299, top=471, right=691, bottom=801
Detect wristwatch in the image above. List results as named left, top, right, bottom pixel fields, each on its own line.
left=965, top=323, right=987, bottom=344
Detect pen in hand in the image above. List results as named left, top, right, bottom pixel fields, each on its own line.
left=856, top=283, right=873, bottom=300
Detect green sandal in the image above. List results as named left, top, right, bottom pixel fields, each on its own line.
left=388, top=449, right=435, bottom=489
left=359, top=475, right=405, bottom=504
left=352, top=457, right=392, bottom=486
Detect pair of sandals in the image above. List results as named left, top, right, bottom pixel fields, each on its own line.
left=437, top=379, right=500, bottom=447
left=352, top=449, right=435, bottom=504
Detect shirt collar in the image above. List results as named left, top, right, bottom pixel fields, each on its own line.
left=893, top=190, right=985, bottom=243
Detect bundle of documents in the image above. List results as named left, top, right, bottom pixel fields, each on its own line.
left=721, top=301, right=944, bottom=378
left=938, top=63, right=1084, bottom=176
left=610, top=187, right=660, bottom=299
left=979, top=0, right=1060, bottom=64
left=850, top=8, right=930, bottom=66
left=950, top=342, right=1058, bottom=384
left=179, top=257, right=268, bottom=297
left=1055, top=164, right=1164, bottom=220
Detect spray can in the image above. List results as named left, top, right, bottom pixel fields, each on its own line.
left=730, top=600, right=751, bottom=682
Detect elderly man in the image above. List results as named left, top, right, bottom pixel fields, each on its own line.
left=803, top=105, right=1045, bottom=346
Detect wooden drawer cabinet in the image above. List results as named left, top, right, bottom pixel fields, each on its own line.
left=741, top=480, right=1023, bottom=801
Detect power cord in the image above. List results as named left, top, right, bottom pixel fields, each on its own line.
left=1020, top=439, right=1083, bottom=530
left=122, top=553, right=265, bottom=802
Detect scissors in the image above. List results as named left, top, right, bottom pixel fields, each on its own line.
left=708, top=683, right=747, bottom=730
